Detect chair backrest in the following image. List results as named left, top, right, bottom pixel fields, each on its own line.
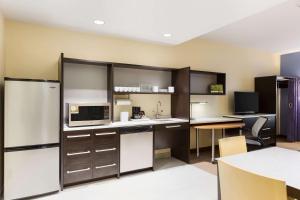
left=219, top=136, right=247, bottom=157
left=218, top=160, right=288, bottom=200
left=252, top=117, right=268, bottom=137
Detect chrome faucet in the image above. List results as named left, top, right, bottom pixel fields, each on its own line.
left=153, top=101, right=163, bottom=119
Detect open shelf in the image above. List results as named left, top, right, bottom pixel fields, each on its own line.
left=190, top=70, right=226, bottom=95
left=114, top=91, right=175, bottom=95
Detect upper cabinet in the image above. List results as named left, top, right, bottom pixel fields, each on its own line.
left=190, top=70, right=226, bottom=95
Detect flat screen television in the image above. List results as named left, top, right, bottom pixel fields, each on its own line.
left=234, top=92, right=259, bottom=114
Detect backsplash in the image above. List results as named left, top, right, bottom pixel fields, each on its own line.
left=190, top=95, right=231, bottom=118
left=113, top=94, right=171, bottom=121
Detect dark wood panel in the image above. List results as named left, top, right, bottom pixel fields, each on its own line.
left=63, top=130, right=93, bottom=153
left=171, top=67, right=190, bottom=119
left=94, top=150, right=117, bottom=166
left=93, top=130, right=118, bottom=150
left=64, top=162, right=92, bottom=185
left=107, top=64, right=114, bottom=121
left=93, top=164, right=118, bottom=179
left=255, top=76, right=277, bottom=113
left=64, top=152, right=92, bottom=167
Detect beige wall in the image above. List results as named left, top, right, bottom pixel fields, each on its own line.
left=4, top=19, right=280, bottom=147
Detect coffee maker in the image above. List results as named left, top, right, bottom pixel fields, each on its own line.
left=132, top=106, right=144, bottom=119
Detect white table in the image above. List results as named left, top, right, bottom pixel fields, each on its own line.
left=218, top=147, right=300, bottom=199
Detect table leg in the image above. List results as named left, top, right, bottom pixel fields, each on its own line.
left=196, top=129, right=199, bottom=157
left=222, top=128, right=226, bottom=138
left=239, top=128, right=243, bottom=136
left=212, top=129, right=215, bottom=163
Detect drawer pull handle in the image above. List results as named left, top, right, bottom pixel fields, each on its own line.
left=165, top=125, right=181, bottom=129
left=95, top=163, right=116, bottom=169
left=67, top=168, right=90, bottom=174
left=261, top=137, right=271, bottom=140
left=95, top=148, right=116, bottom=153
left=67, top=134, right=90, bottom=138
left=95, top=132, right=116, bottom=136
left=262, top=128, right=271, bottom=131
left=67, top=151, right=91, bottom=156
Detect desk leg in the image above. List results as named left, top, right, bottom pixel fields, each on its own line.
left=196, top=129, right=199, bottom=157
left=222, top=128, right=225, bottom=138
left=212, top=129, right=215, bottom=163
left=239, top=128, right=243, bottom=136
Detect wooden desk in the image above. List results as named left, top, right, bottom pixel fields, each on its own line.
left=218, top=147, right=300, bottom=199
left=193, top=122, right=245, bottom=162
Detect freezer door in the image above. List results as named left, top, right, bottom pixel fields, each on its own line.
left=4, top=147, right=59, bottom=200
left=4, top=80, right=60, bottom=147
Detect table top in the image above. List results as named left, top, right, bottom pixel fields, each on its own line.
left=219, top=147, right=300, bottom=190
left=190, top=117, right=242, bottom=125
left=193, top=122, right=245, bottom=129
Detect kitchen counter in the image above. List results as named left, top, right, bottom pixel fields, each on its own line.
left=64, top=118, right=189, bottom=131
left=190, top=117, right=242, bottom=125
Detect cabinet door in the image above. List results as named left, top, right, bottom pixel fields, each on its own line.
left=154, top=123, right=189, bottom=162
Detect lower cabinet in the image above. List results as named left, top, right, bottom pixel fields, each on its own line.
left=63, top=128, right=119, bottom=186
left=154, top=123, right=190, bottom=162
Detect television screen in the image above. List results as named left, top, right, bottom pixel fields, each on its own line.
left=234, top=92, right=259, bottom=114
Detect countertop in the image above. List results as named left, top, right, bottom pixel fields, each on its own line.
left=224, top=113, right=276, bottom=119
left=64, top=118, right=189, bottom=131
left=190, top=117, right=242, bottom=125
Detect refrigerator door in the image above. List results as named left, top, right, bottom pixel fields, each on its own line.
left=4, top=147, right=59, bottom=200
left=4, top=80, right=60, bottom=147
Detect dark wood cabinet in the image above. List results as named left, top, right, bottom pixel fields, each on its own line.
left=62, top=128, right=119, bottom=187
left=154, top=123, right=190, bottom=163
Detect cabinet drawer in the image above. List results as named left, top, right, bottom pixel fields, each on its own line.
left=64, top=162, right=92, bottom=185
left=155, top=123, right=189, bottom=131
left=94, top=148, right=118, bottom=166
left=93, top=130, right=118, bottom=149
left=64, top=150, right=92, bottom=167
left=93, top=163, right=118, bottom=179
left=64, top=130, right=93, bottom=152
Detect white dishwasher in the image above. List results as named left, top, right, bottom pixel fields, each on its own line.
left=120, top=126, right=153, bottom=173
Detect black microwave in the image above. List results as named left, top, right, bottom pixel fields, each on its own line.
left=68, top=103, right=111, bottom=127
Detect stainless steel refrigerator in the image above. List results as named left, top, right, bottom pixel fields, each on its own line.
left=4, top=78, right=60, bottom=200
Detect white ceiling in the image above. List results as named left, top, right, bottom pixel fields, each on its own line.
left=0, top=0, right=287, bottom=45
left=203, top=0, right=300, bottom=54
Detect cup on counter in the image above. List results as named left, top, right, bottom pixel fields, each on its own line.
left=168, top=86, right=175, bottom=93
left=152, top=86, right=159, bottom=93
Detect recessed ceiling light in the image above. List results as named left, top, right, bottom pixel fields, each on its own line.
left=94, top=20, right=105, bottom=25
left=163, top=33, right=172, bottom=37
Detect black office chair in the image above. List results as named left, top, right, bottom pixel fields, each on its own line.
left=245, top=117, right=269, bottom=149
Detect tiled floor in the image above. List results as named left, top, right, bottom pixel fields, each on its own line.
left=38, top=158, right=218, bottom=200
left=37, top=137, right=300, bottom=200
